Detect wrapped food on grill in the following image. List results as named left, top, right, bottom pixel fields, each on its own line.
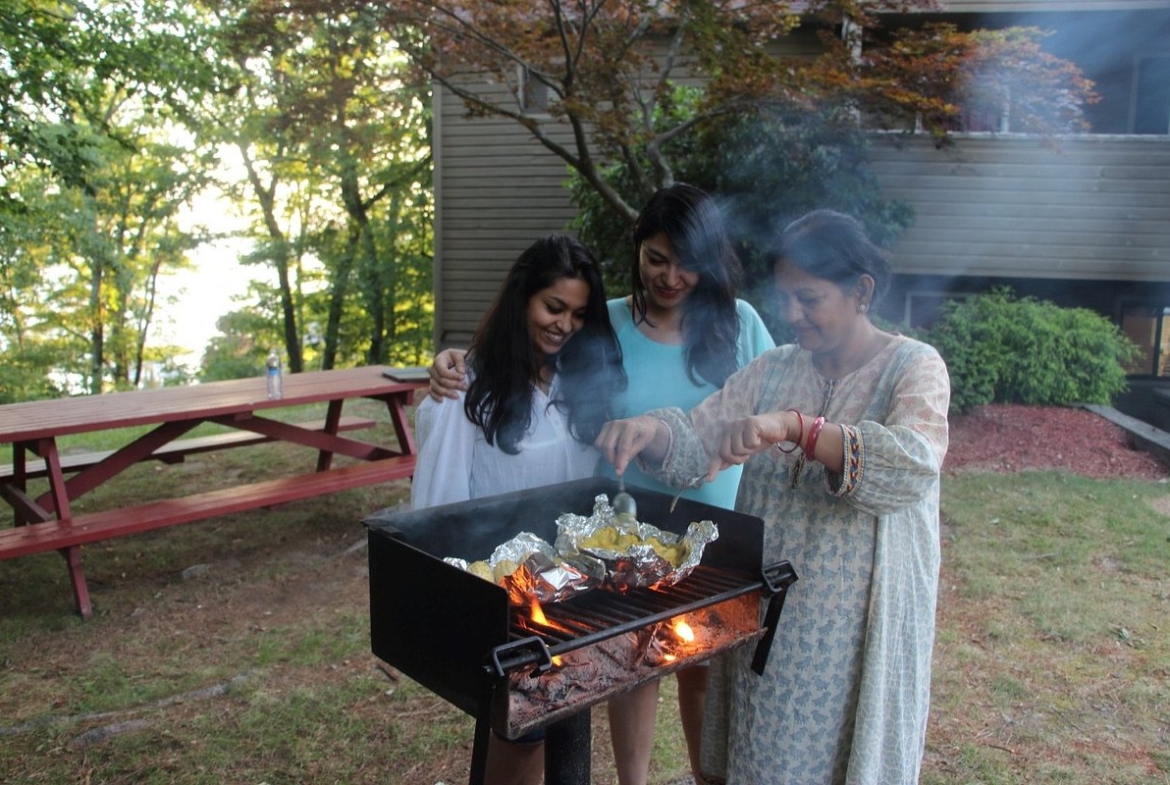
left=555, top=494, right=718, bottom=590
left=444, top=531, right=601, bottom=603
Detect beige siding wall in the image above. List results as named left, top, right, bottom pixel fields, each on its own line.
left=436, top=122, right=1169, bottom=345
left=433, top=81, right=579, bottom=348
left=868, top=134, right=1170, bottom=281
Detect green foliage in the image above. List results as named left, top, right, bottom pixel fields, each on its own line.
left=199, top=309, right=278, bottom=382
left=0, top=1, right=219, bottom=396
left=206, top=3, right=434, bottom=373
left=0, top=343, right=64, bottom=403
left=567, top=85, right=705, bottom=295
left=926, top=288, right=1138, bottom=413
left=0, top=2, right=434, bottom=400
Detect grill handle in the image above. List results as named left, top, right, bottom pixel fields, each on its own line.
left=487, top=635, right=553, bottom=678
left=751, top=560, right=799, bottom=675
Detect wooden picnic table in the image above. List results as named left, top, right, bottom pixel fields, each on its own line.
left=0, top=366, right=427, bottom=618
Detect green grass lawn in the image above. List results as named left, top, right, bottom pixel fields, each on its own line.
left=925, top=471, right=1169, bottom=784
left=0, top=425, right=1167, bottom=783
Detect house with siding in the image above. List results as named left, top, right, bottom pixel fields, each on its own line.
left=430, top=0, right=1170, bottom=420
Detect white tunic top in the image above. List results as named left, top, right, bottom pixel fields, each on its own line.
left=410, top=373, right=600, bottom=509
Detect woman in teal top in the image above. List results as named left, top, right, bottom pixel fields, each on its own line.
left=428, top=183, right=773, bottom=785
left=604, top=296, right=773, bottom=508
left=601, top=184, right=771, bottom=785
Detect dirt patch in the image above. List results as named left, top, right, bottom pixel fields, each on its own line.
left=944, top=404, right=1170, bottom=481
left=1145, top=495, right=1170, bottom=517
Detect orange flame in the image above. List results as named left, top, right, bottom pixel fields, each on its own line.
left=529, top=598, right=549, bottom=626
left=673, top=620, right=695, bottom=643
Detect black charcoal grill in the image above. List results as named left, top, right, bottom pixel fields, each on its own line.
left=364, top=477, right=797, bottom=785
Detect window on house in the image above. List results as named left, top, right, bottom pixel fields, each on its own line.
left=520, top=66, right=551, bottom=114
left=904, top=291, right=969, bottom=329
left=956, top=104, right=1006, bottom=134
left=1133, top=55, right=1170, bottom=134
left=1120, top=303, right=1170, bottom=376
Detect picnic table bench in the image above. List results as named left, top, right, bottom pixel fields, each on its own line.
left=0, top=416, right=377, bottom=481
left=0, top=366, right=426, bottom=618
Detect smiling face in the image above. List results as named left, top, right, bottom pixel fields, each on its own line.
left=638, top=232, right=699, bottom=316
left=527, top=276, right=591, bottom=362
left=774, top=259, right=866, bottom=356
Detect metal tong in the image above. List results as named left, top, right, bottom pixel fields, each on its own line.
left=669, top=474, right=707, bottom=513
left=614, top=473, right=707, bottom=517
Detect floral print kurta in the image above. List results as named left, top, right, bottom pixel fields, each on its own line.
left=648, top=335, right=949, bottom=784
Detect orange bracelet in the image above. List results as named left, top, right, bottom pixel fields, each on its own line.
left=804, top=416, right=826, bottom=457
left=777, top=409, right=804, bottom=454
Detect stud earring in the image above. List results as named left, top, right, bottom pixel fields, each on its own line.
left=858, top=303, right=869, bottom=314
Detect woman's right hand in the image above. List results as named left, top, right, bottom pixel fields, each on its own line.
left=428, top=348, right=469, bottom=401
left=595, top=416, right=670, bottom=477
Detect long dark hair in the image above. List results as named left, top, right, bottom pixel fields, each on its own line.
left=630, top=183, right=742, bottom=387
left=464, top=234, right=625, bottom=454
left=774, top=209, right=891, bottom=302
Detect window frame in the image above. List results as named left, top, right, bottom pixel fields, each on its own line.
left=1119, top=299, right=1170, bottom=378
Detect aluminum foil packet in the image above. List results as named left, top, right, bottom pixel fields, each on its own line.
left=504, top=550, right=605, bottom=605
left=443, top=531, right=600, bottom=603
left=554, top=493, right=719, bottom=590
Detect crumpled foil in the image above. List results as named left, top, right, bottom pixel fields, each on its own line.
left=444, top=531, right=600, bottom=603
left=554, top=493, right=719, bottom=590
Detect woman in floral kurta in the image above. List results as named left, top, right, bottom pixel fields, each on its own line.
left=596, top=209, right=950, bottom=784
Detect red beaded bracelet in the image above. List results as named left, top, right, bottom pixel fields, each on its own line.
left=804, top=416, right=826, bottom=457
left=776, top=409, right=804, bottom=454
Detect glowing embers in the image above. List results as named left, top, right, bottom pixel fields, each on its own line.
left=662, top=619, right=695, bottom=663
left=497, top=592, right=763, bottom=740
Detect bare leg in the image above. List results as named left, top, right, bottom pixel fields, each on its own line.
left=676, top=665, right=708, bottom=784
left=607, top=680, right=660, bottom=785
left=484, top=733, right=544, bottom=785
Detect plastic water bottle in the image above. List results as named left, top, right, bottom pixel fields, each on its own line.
left=265, top=348, right=283, bottom=399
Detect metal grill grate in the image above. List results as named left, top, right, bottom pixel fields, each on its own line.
left=506, top=565, right=761, bottom=659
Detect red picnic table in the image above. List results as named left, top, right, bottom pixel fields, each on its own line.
left=0, top=366, right=426, bottom=618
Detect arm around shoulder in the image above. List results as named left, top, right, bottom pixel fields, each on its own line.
left=427, top=348, right=469, bottom=401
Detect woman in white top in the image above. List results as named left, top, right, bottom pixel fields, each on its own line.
left=411, top=234, right=625, bottom=785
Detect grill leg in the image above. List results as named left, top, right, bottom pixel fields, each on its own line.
left=468, top=714, right=490, bottom=785
left=544, top=711, right=591, bottom=785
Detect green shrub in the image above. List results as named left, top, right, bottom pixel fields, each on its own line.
left=926, top=288, right=1139, bottom=414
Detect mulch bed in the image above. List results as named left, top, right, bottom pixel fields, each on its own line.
left=944, top=403, right=1170, bottom=480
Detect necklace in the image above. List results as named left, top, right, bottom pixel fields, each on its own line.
left=790, top=377, right=837, bottom=488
